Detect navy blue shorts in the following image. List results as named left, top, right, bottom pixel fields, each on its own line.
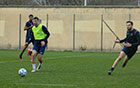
left=25, top=36, right=34, bottom=45
left=122, top=46, right=137, bottom=59
left=33, top=41, right=47, bottom=55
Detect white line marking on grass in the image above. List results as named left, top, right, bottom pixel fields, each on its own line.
left=0, top=61, right=5, bottom=63
left=46, top=54, right=112, bottom=60
left=0, top=54, right=114, bottom=63
left=0, top=55, right=93, bottom=63
left=13, top=83, right=76, bottom=87
left=0, top=60, right=28, bottom=63
left=47, top=54, right=99, bottom=60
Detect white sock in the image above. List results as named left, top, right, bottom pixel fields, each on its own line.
left=39, top=63, right=42, bottom=66
left=32, top=64, right=36, bottom=70
left=30, top=49, right=32, bottom=52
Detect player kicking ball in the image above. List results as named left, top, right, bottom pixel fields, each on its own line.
left=108, top=21, right=140, bottom=75
left=30, top=17, right=50, bottom=72
left=27, top=19, right=42, bottom=60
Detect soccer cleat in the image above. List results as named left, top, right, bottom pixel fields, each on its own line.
left=108, top=70, right=112, bottom=75
left=31, top=70, right=36, bottom=72
left=36, top=64, right=42, bottom=71
left=19, top=54, right=23, bottom=60
left=27, top=48, right=32, bottom=60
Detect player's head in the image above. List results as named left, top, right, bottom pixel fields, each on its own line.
left=126, top=21, right=133, bottom=30
left=33, top=17, right=40, bottom=26
left=29, top=14, right=33, bottom=21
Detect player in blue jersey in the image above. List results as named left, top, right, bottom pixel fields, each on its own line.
left=19, top=14, right=34, bottom=60
left=108, top=21, right=140, bottom=75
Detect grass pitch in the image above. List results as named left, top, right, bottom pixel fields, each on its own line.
left=0, top=50, right=140, bottom=88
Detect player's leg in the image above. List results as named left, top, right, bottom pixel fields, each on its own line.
left=31, top=50, right=37, bottom=72
left=122, top=57, right=129, bottom=68
left=36, top=44, right=47, bottom=71
left=19, top=43, right=29, bottom=60
left=27, top=39, right=34, bottom=60
left=122, top=49, right=137, bottom=68
left=31, top=41, right=39, bottom=72
left=36, top=54, right=43, bottom=71
left=19, top=36, right=31, bottom=60
left=27, top=48, right=32, bottom=60
left=108, top=51, right=125, bottom=75
left=112, top=51, right=125, bottom=68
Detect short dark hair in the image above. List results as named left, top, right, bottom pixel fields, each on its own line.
left=29, top=14, right=33, bottom=17
left=126, top=21, right=133, bottom=25
left=33, top=17, right=39, bottom=20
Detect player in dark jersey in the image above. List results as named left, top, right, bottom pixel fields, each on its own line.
left=108, top=21, right=140, bottom=75
left=19, top=14, right=34, bottom=60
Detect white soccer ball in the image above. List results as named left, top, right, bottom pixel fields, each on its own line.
left=18, top=68, right=27, bottom=77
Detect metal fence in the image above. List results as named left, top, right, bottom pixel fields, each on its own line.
left=0, top=0, right=138, bottom=6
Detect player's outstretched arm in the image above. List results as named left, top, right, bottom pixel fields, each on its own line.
left=114, top=40, right=120, bottom=43
left=119, top=37, right=127, bottom=43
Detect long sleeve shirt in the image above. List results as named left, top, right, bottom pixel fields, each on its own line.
left=120, top=29, right=140, bottom=47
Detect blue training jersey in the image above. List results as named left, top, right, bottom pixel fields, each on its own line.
left=120, top=29, right=140, bottom=47
left=25, top=20, right=33, bottom=38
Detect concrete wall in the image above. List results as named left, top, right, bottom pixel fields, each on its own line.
left=0, top=7, right=140, bottom=51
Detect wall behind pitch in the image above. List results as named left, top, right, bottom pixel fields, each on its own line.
left=0, top=7, right=140, bottom=51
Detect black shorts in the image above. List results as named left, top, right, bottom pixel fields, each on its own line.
left=33, top=41, right=47, bottom=55
left=122, top=46, right=137, bottom=59
left=25, top=35, right=34, bottom=45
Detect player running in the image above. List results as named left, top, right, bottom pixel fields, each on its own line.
left=30, top=17, right=50, bottom=72
left=19, top=14, right=34, bottom=60
left=27, top=19, right=42, bottom=59
left=108, top=21, right=140, bottom=75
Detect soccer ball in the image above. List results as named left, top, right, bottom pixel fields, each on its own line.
left=18, top=68, right=27, bottom=77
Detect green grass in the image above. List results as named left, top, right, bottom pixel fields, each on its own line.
left=0, top=50, right=140, bottom=88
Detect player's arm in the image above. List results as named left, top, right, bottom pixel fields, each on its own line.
left=42, top=25, right=50, bottom=43
left=24, top=25, right=33, bottom=31
left=119, top=38, right=127, bottom=43
left=114, top=37, right=127, bottom=43
left=40, top=26, right=50, bottom=46
left=24, top=22, right=33, bottom=31
left=115, top=32, right=127, bottom=43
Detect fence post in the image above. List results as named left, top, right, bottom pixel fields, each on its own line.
left=46, top=14, right=49, bottom=49
left=19, top=14, right=21, bottom=49
left=84, top=0, right=87, bottom=6
left=73, top=14, right=75, bottom=50
left=138, top=0, right=140, bottom=6
left=101, top=14, right=103, bottom=51
left=46, top=14, right=48, bottom=28
left=129, top=14, right=131, bottom=21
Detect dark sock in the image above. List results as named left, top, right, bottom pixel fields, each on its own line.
left=19, top=53, right=23, bottom=59
left=122, top=63, right=126, bottom=67
left=30, top=51, right=32, bottom=55
left=20, top=53, right=23, bottom=56
left=111, top=67, right=114, bottom=71
left=108, top=67, right=114, bottom=75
